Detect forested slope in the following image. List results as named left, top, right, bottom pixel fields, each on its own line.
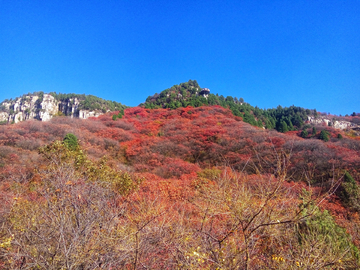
left=142, top=80, right=358, bottom=134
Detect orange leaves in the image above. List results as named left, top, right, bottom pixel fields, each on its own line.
left=138, top=172, right=194, bottom=202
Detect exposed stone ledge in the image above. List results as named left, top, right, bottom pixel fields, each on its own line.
left=0, top=94, right=104, bottom=123
left=307, top=116, right=358, bottom=130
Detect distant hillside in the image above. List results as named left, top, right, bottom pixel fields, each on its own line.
left=142, top=80, right=314, bottom=131
left=0, top=92, right=127, bottom=124
left=141, top=80, right=360, bottom=135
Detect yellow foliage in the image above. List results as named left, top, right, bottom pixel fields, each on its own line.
left=0, top=235, right=13, bottom=248
left=38, top=140, right=142, bottom=195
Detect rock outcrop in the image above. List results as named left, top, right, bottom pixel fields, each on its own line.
left=199, top=88, right=210, bottom=98
left=0, top=94, right=107, bottom=124
left=307, top=116, right=359, bottom=130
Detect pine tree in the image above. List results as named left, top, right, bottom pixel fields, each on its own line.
left=338, top=172, right=360, bottom=211
left=319, top=130, right=329, bottom=142
left=301, top=130, right=308, bottom=138
left=279, top=120, right=289, bottom=133
left=312, top=127, right=317, bottom=136
left=63, top=133, right=78, bottom=151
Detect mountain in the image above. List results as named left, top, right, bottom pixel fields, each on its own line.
left=0, top=92, right=127, bottom=124
left=142, top=79, right=360, bottom=134
left=1, top=82, right=360, bottom=268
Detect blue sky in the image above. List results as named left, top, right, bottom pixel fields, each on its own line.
left=0, top=0, right=359, bottom=115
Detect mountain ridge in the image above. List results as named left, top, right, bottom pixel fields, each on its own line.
left=1, top=80, right=359, bottom=135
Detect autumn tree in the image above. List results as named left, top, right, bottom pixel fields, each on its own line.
left=0, top=140, right=145, bottom=269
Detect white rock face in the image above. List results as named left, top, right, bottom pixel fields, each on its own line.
left=307, top=116, right=357, bottom=130
left=2, top=102, right=11, bottom=110
left=332, top=120, right=354, bottom=130
left=14, top=112, right=24, bottom=123
left=0, top=112, right=8, bottom=122
left=79, top=110, right=103, bottom=119
left=38, top=94, right=58, bottom=121
left=0, top=94, right=104, bottom=123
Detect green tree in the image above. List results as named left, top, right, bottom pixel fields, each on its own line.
left=293, top=201, right=360, bottom=268
left=231, top=107, right=241, bottom=117
left=301, top=130, right=308, bottom=138
left=319, top=130, right=329, bottom=142
left=288, top=119, right=294, bottom=130
left=243, top=112, right=257, bottom=126
left=293, top=114, right=304, bottom=129
left=225, top=96, right=234, bottom=103
left=338, top=172, right=360, bottom=211
left=312, top=127, right=317, bottom=136
left=63, top=133, right=78, bottom=151
left=256, top=119, right=263, bottom=127
left=279, top=120, right=289, bottom=133
left=313, top=109, right=318, bottom=117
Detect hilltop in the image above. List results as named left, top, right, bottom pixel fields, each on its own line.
left=142, top=80, right=360, bottom=135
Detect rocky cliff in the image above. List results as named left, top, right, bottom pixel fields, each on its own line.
left=0, top=93, right=126, bottom=124
left=307, top=116, right=359, bottom=131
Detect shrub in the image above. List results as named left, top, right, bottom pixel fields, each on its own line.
left=63, top=133, right=78, bottom=150
left=300, top=129, right=308, bottom=138
left=294, top=203, right=360, bottom=268
left=337, top=171, right=360, bottom=211
left=319, top=130, right=329, bottom=142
